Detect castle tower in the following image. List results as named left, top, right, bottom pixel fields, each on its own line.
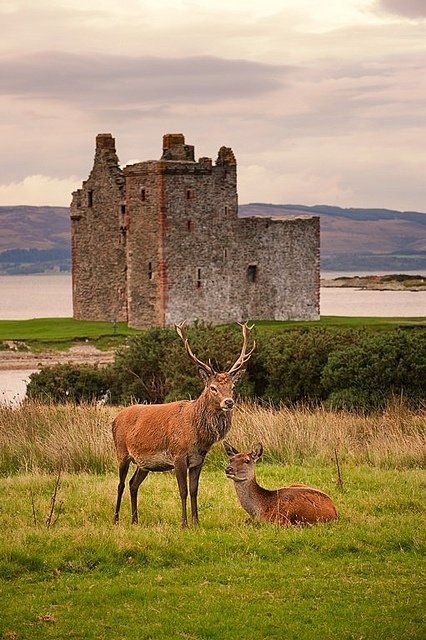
left=123, top=133, right=238, bottom=327
left=70, top=134, right=127, bottom=321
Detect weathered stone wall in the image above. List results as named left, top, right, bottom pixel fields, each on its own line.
left=71, top=132, right=320, bottom=327
left=157, top=138, right=319, bottom=326
left=231, top=216, right=320, bottom=321
left=124, top=161, right=164, bottom=327
left=161, top=149, right=239, bottom=326
left=70, top=134, right=127, bottom=321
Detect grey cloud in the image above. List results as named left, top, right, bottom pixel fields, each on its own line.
left=0, top=52, right=289, bottom=106
left=378, top=0, right=426, bottom=18
left=265, top=55, right=426, bottom=139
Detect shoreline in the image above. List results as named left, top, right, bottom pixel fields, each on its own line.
left=0, top=345, right=115, bottom=371
left=320, top=275, right=426, bottom=291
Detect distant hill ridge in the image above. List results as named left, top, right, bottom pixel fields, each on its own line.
left=244, top=203, right=426, bottom=224
left=239, top=203, right=426, bottom=270
left=1, top=204, right=425, bottom=273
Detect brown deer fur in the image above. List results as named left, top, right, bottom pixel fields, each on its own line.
left=224, top=442, right=337, bottom=526
left=112, top=323, right=254, bottom=527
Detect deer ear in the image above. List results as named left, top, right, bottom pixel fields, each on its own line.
left=223, top=441, right=239, bottom=458
left=198, top=367, right=210, bottom=382
left=250, top=442, right=263, bottom=461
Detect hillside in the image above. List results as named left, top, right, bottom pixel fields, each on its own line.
left=239, top=204, right=426, bottom=270
left=0, top=206, right=71, bottom=274
left=0, top=206, right=70, bottom=251
left=1, top=204, right=426, bottom=273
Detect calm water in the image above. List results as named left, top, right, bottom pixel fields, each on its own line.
left=0, top=274, right=73, bottom=319
left=0, top=369, right=36, bottom=405
left=0, top=272, right=425, bottom=403
left=0, top=272, right=425, bottom=320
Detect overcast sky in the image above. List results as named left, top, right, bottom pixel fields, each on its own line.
left=1, top=0, right=425, bottom=210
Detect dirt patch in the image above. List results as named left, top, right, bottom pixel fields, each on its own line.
left=0, top=344, right=115, bottom=371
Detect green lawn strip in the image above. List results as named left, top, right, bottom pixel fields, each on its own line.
left=1, top=553, right=423, bottom=640
left=1, top=466, right=424, bottom=639
left=0, top=317, right=425, bottom=352
left=0, top=318, right=140, bottom=347
left=251, top=316, right=426, bottom=331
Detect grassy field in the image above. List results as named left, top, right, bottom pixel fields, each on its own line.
left=1, top=402, right=425, bottom=639
left=0, top=318, right=140, bottom=352
left=0, top=316, right=425, bottom=352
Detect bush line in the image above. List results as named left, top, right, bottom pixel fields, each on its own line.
left=26, top=324, right=426, bottom=411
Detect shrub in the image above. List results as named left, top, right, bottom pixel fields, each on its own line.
left=256, top=328, right=359, bottom=404
left=26, top=364, right=110, bottom=404
left=27, top=325, right=426, bottom=411
left=107, top=327, right=177, bottom=404
left=322, top=330, right=426, bottom=411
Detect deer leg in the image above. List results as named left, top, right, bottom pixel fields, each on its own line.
left=114, top=457, right=131, bottom=524
left=129, top=467, right=149, bottom=525
left=174, top=457, right=189, bottom=528
left=189, top=464, right=203, bottom=525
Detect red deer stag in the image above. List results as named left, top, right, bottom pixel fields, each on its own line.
left=224, top=442, right=337, bottom=526
left=112, top=322, right=255, bottom=527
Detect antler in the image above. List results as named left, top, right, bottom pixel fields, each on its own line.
left=227, top=322, right=256, bottom=376
left=175, top=322, right=216, bottom=377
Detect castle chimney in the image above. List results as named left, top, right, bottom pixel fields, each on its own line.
left=162, top=133, right=195, bottom=161
left=96, top=133, right=116, bottom=151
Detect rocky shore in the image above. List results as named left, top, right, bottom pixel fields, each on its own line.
left=321, top=274, right=426, bottom=291
left=0, top=344, right=115, bottom=371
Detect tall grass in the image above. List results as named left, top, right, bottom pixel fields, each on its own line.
left=0, top=403, right=116, bottom=474
left=0, top=400, right=424, bottom=475
left=229, top=401, right=426, bottom=469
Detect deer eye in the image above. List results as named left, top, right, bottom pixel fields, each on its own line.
left=210, top=385, right=218, bottom=393
left=244, top=459, right=251, bottom=464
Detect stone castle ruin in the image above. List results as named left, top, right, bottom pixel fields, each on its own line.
left=70, top=133, right=320, bottom=328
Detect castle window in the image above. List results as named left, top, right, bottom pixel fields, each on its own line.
left=141, top=188, right=146, bottom=201
left=224, top=205, right=229, bottom=216
left=148, top=262, right=153, bottom=280
left=119, top=204, right=127, bottom=236
left=187, top=219, right=193, bottom=232
left=196, top=268, right=202, bottom=289
left=224, top=248, right=228, bottom=260
left=247, top=264, right=257, bottom=283
left=186, top=189, right=192, bottom=200
left=87, top=190, right=93, bottom=208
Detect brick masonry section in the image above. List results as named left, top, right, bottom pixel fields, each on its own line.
left=70, top=133, right=320, bottom=328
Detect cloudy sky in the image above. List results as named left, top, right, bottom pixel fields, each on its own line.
left=1, top=0, right=425, bottom=210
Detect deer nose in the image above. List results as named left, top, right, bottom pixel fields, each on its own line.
left=222, top=398, right=234, bottom=410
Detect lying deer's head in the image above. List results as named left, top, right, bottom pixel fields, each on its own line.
left=175, top=322, right=255, bottom=412
left=223, top=442, right=263, bottom=481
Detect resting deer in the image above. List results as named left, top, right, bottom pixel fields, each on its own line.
left=224, top=443, right=337, bottom=526
left=112, top=322, right=255, bottom=527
